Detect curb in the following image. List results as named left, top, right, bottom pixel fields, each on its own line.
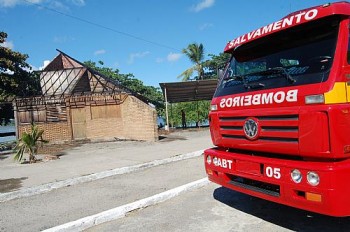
left=0, top=149, right=204, bottom=203
left=43, top=177, right=210, bottom=232
left=0, top=150, right=14, bottom=156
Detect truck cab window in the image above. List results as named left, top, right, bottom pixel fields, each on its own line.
left=215, top=16, right=339, bottom=98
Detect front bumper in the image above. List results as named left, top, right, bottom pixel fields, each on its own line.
left=204, top=147, right=350, bottom=217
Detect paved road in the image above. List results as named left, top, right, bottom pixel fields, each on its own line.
left=88, top=183, right=350, bottom=232
left=2, top=153, right=350, bottom=232
left=0, top=156, right=205, bottom=232
left=0, top=130, right=211, bottom=190
left=2, top=129, right=350, bottom=232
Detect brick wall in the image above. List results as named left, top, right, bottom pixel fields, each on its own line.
left=120, top=96, right=158, bottom=141
left=85, top=95, right=158, bottom=141
left=18, top=121, right=72, bottom=143
left=16, top=95, right=158, bottom=143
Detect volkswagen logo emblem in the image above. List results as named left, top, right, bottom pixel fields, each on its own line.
left=243, top=118, right=259, bottom=140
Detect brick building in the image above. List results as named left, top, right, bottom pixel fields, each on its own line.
left=14, top=51, right=158, bottom=143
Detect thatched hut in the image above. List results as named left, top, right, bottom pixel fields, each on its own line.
left=13, top=51, right=158, bottom=143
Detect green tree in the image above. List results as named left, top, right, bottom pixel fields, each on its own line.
left=178, top=43, right=205, bottom=81
left=168, top=101, right=210, bottom=128
left=0, top=32, right=40, bottom=102
left=14, top=123, right=48, bottom=163
left=203, top=53, right=231, bottom=79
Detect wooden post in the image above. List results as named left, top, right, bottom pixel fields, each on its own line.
left=197, top=101, right=200, bottom=128
left=164, top=87, right=169, bottom=131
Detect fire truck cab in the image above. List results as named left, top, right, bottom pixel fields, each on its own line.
left=205, top=2, right=350, bottom=216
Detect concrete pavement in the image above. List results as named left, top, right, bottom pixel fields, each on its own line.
left=0, top=129, right=213, bottom=231
left=0, top=129, right=211, bottom=192
left=0, top=152, right=209, bottom=231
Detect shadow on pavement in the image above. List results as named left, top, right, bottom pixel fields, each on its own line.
left=0, top=177, right=28, bottom=193
left=213, top=187, right=350, bottom=232
left=0, top=154, right=10, bottom=161
left=158, top=135, right=187, bottom=142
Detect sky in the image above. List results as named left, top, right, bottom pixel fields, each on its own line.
left=0, top=0, right=342, bottom=87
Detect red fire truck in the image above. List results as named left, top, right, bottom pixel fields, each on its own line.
left=204, top=1, right=350, bottom=217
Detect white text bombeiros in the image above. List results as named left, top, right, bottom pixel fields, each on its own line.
left=219, top=90, right=298, bottom=108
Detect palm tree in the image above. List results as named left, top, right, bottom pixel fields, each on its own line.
left=178, top=43, right=205, bottom=81
left=14, top=123, right=48, bottom=163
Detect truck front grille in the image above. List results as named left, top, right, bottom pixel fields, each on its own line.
left=219, top=115, right=299, bottom=143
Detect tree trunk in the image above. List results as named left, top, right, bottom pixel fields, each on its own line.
left=29, top=147, right=37, bottom=163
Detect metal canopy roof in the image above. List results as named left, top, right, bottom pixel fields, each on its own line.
left=159, top=79, right=218, bottom=103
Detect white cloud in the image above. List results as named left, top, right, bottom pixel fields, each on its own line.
left=1, top=40, right=14, bottom=49
left=167, top=52, right=182, bottom=62
left=128, top=51, right=150, bottom=64
left=191, top=0, right=215, bottom=12
left=49, top=1, right=69, bottom=12
left=39, top=60, right=51, bottom=70
left=0, top=0, right=85, bottom=8
left=94, top=49, right=106, bottom=55
left=199, top=23, right=213, bottom=31
left=0, top=0, right=43, bottom=8
left=30, top=62, right=42, bottom=71
left=0, top=0, right=19, bottom=7
left=71, top=0, right=85, bottom=6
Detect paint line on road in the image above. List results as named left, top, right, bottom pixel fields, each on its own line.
left=44, top=177, right=210, bottom=232
left=0, top=150, right=204, bottom=203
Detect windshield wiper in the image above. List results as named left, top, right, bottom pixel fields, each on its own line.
left=244, top=82, right=265, bottom=89
left=244, top=67, right=296, bottom=84
left=223, top=75, right=246, bottom=86
left=268, top=67, right=296, bottom=84
left=222, top=66, right=295, bottom=89
left=223, top=74, right=245, bottom=82
left=224, top=72, right=266, bottom=89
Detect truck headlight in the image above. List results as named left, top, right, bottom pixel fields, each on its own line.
left=206, top=155, right=212, bottom=164
left=307, top=171, right=320, bottom=186
left=305, top=94, right=324, bottom=104
left=213, top=157, right=218, bottom=166
left=291, top=169, right=302, bottom=183
left=210, top=104, right=218, bottom=111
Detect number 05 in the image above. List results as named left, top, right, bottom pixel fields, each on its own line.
left=265, top=167, right=281, bottom=179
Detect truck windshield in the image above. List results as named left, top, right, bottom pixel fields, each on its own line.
left=214, top=16, right=340, bottom=97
